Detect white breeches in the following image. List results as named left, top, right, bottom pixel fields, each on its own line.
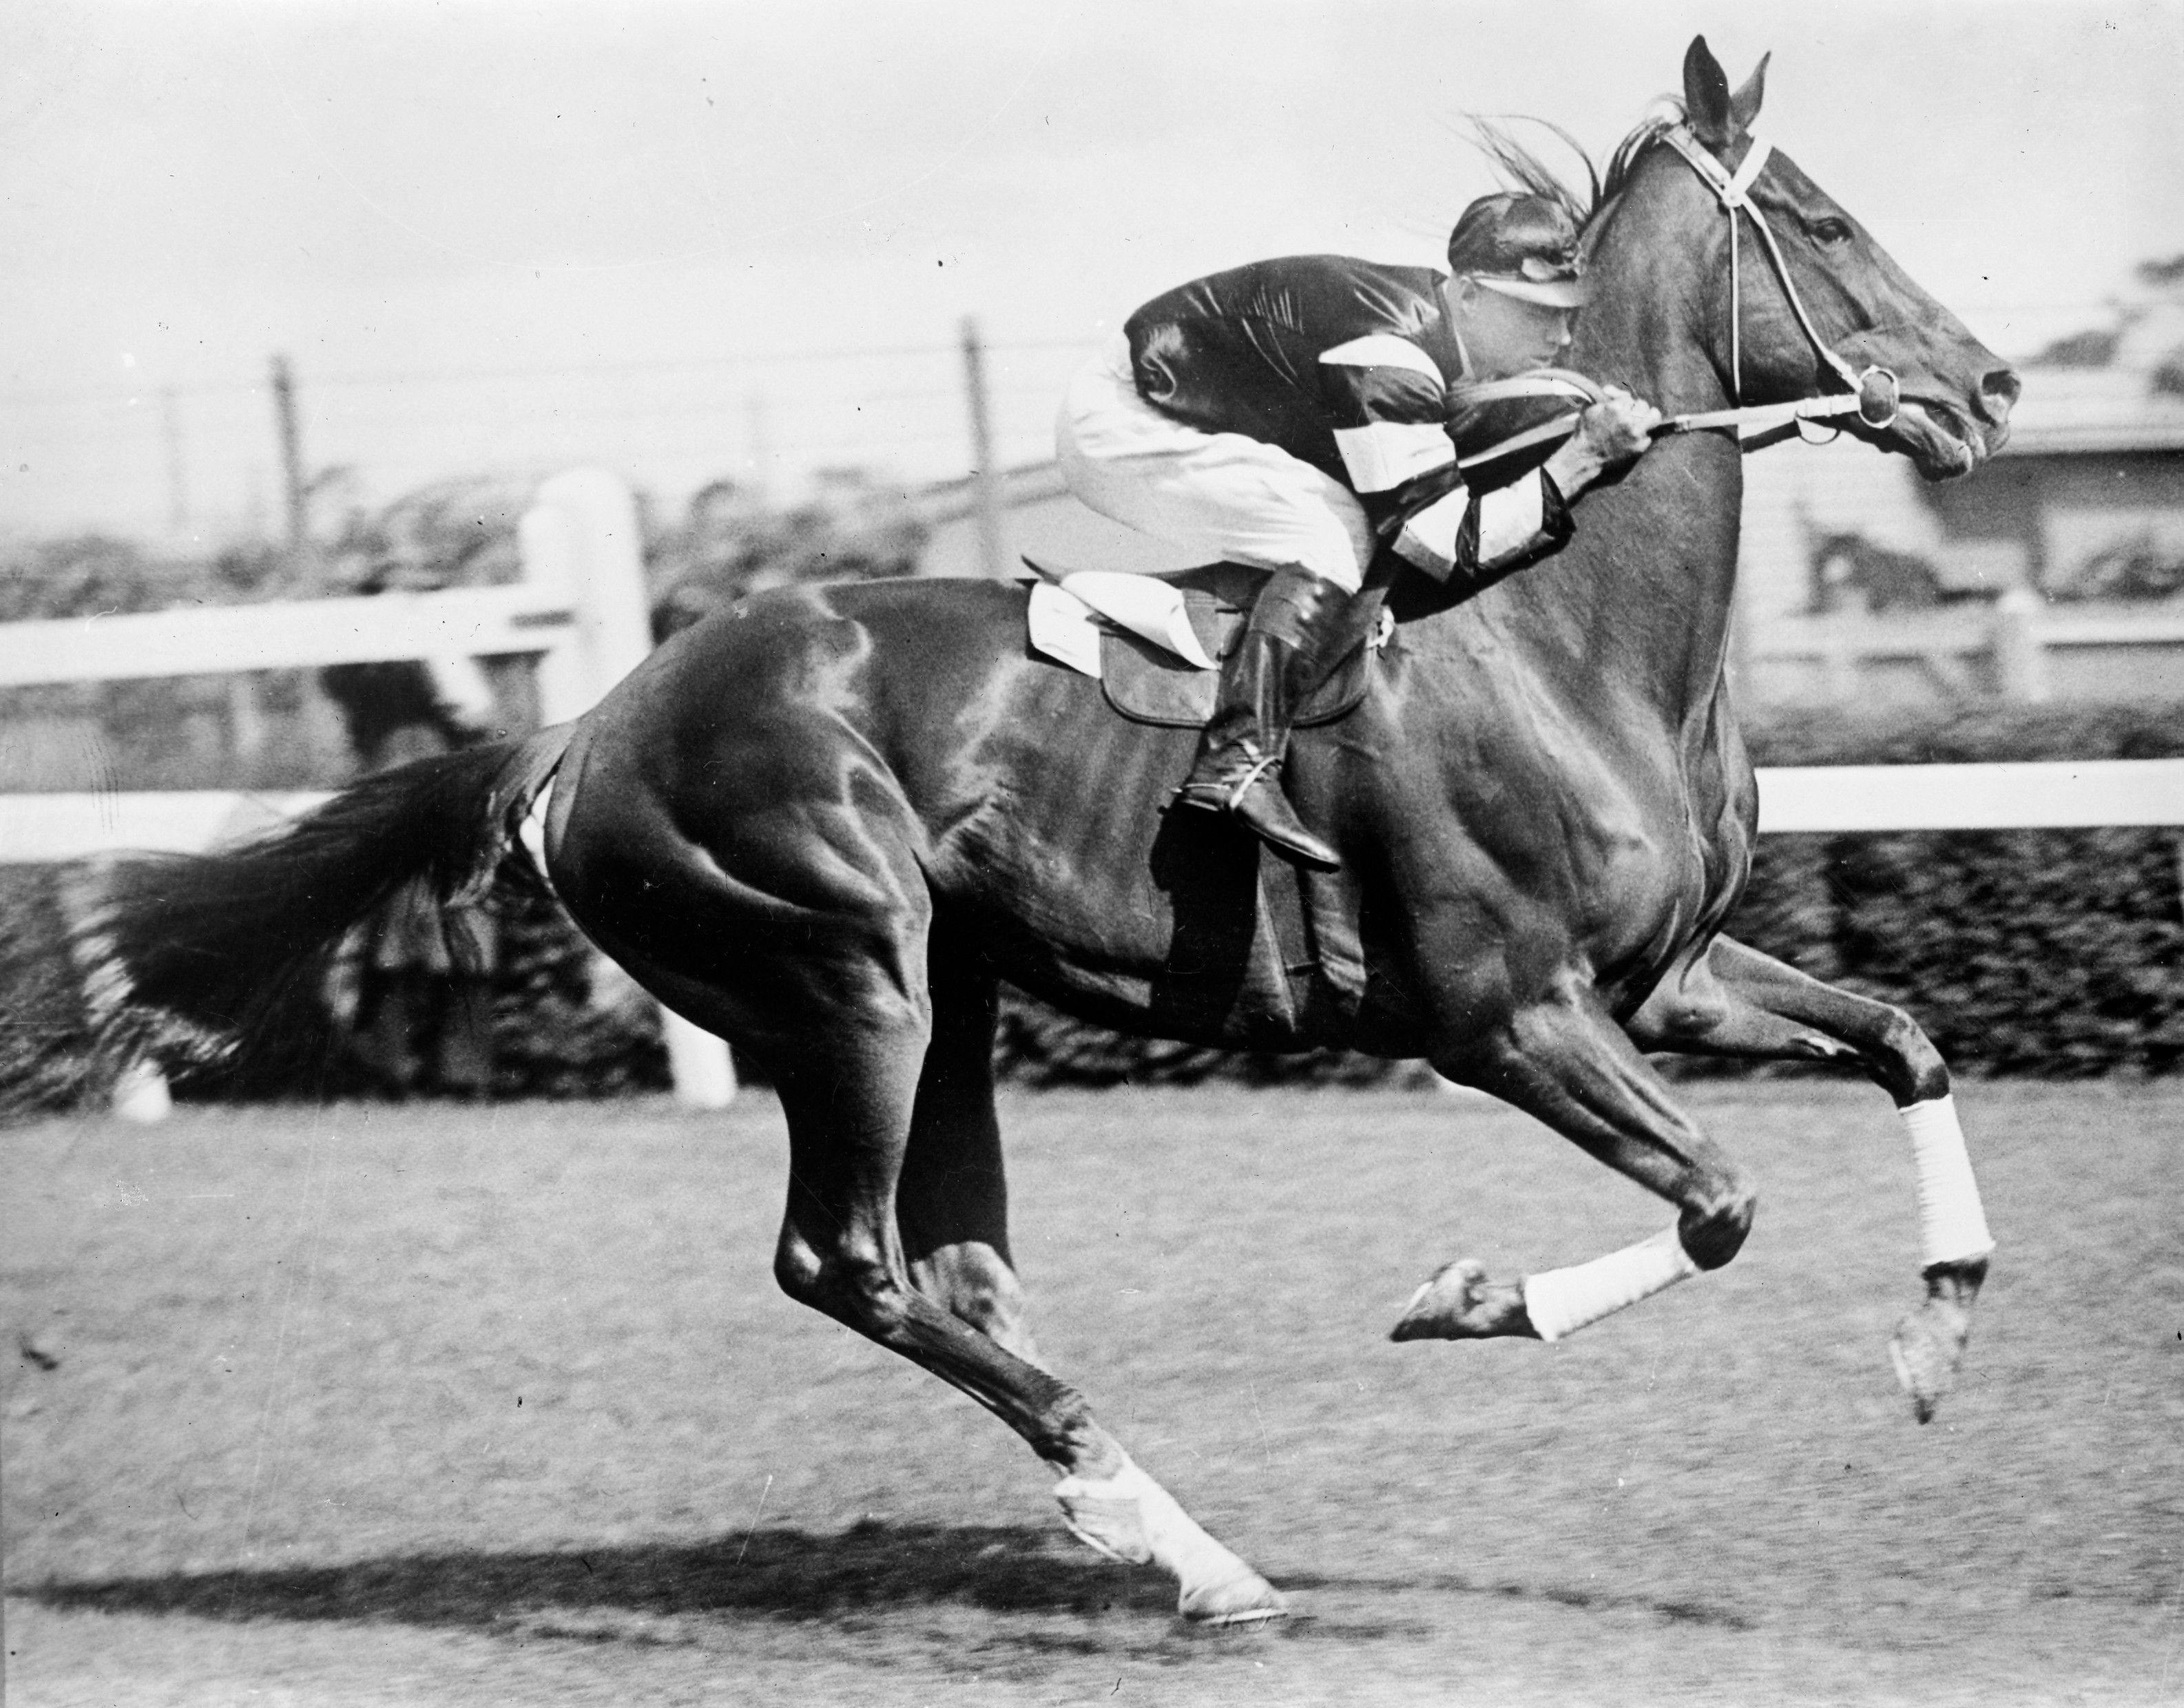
left=1056, top=335, right=1376, bottom=593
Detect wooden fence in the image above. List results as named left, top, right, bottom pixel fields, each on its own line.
left=0, top=468, right=736, bottom=1116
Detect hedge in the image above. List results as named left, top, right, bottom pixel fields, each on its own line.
left=5, top=700, right=2180, bottom=1112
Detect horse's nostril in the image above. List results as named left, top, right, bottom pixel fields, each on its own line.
left=1978, top=368, right=2021, bottom=423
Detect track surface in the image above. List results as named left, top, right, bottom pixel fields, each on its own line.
left=6, top=1082, right=2181, bottom=1705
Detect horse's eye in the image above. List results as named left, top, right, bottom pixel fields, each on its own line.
left=1811, top=217, right=1853, bottom=247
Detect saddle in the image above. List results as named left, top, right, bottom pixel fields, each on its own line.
left=1021, top=558, right=1376, bottom=1025
left=1026, top=561, right=1387, bottom=729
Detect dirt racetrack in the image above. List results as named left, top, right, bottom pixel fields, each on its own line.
left=6, top=1081, right=2181, bottom=1705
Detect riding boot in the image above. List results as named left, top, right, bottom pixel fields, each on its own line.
left=1173, top=568, right=1349, bottom=871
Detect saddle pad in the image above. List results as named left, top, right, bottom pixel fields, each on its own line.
left=1101, top=586, right=1374, bottom=729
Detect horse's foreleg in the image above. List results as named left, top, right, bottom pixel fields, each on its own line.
left=1625, top=933, right=1993, bottom=1420
left=1396, top=978, right=1754, bottom=1344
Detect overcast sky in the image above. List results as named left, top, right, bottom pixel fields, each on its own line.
left=6, top=0, right=2180, bottom=539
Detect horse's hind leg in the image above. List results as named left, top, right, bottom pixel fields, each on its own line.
left=891, top=951, right=1290, bottom=1614
left=1625, top=933, right=1993, bottom=1420
left=550, top=707, right=1280, bottom=1621
left=765, top=947, right=1284, bottom=1623
left=1396, top=977, right=1755, bottom=1345
left=896, top=943, right=1039, bottom=1364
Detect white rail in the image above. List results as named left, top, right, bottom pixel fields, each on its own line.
left=10, top=760, right=2181, bottom=870
left=0, top=791, right=331, bottom=863
left=0, top=587, right=574, bottom=685
left=1756, top=759, right=2184, bottom=832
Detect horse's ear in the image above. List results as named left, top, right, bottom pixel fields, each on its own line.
left=1729, top=52, right=1770, bottom=134
left=1683, top=35, right=1734, bottom=147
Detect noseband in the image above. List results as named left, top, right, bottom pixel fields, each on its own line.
left=1652, top=124, right=1897, bottom=439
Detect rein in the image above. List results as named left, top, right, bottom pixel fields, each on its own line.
left=1454, top=125, right=1899, bottom=461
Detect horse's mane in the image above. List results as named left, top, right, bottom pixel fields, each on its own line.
left=1464, top=104, right=1686, bottom=240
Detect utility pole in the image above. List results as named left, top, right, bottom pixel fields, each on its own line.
left=747, top=392, right=770, bottom=497
left=160, top=386, right=188, bottom=537
left=959, top=316, right=1006, bottom=581
left=269, top=353, right=308, bottom=548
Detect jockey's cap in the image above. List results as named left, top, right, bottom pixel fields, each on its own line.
left=1447, top=193, right=1590, bottom=309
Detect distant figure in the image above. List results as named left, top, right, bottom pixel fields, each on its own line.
left=320, top=564, right=502, bottom=1097
left=1807, top=529, right=1945, bottom=614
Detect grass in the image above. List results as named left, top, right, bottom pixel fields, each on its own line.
left=5, top=1081, right=2181, bottom=1705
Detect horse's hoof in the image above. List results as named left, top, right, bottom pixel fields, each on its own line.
left=1179, top=1572, right=1289, bottom=1625
left=1057, top=1456, right=1280, bottom=1622
left=1889, top=1293, right=1972, bottom=1424
left=1391, top=1260, right=1521, bottom=1340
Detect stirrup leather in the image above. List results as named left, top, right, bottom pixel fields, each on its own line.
left=1205, top=744, right=1279, bottom=811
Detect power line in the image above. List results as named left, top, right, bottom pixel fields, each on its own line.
left=8, top=302, right=2127, bottom=414
left=0, top=335, right=1102, bottom=410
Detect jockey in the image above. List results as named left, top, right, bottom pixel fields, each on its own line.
left=1057, top=191, right=1661, bottom=870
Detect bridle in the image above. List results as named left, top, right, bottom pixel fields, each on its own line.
left=1450, top=122, right=1900, bottom=466
left=1651, top=123, right=1898, bottom=440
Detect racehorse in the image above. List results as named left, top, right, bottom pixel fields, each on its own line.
left=65, top=39, right=2017, bottom=1623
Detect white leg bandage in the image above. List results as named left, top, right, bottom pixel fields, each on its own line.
left=1054, top=1455, right=1257, bottom=1589
left=1522, top=1224, right=1700, bottom=1342
left=1900, top=1094, right=1994, bottom=1269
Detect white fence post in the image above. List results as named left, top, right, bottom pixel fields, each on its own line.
left=518, top=470, right=738, bottom=1110
left=519, top=468, right=654, bottom=725
left=1990, top=587, right=2050, bottom=704
left=110, top=1059, right=175, bottom=1123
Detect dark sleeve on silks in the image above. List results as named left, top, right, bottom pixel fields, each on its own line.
left=1314, top=349, right=1454, bottom=494
left=1379, top=466, right=1573, bottom=598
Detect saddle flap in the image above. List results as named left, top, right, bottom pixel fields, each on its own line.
left=1100, top=584, right=1379, bottom=729
left=1022, top=557, right=1383, bottom=730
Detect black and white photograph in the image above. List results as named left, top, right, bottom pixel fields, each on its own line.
left=3, top=3, right=2180, bottom=1702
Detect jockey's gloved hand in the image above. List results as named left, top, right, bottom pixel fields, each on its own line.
left=1545, top=386, right=1663, bottom=496
left=1581, top=386, right=1663, bottom=461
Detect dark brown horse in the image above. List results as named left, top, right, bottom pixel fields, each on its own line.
left=75, top=39, right=2016, bottom=1622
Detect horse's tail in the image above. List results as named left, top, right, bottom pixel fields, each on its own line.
left=65, top=723, right=576, bottom=1073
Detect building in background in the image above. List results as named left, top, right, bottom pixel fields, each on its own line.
left=1738, top=260, right=2184, bottom=708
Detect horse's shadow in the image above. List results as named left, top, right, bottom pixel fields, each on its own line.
left=23, top=1519, right=1756, bottom=1643
left=22, top=1521, right=1176, bottom=1632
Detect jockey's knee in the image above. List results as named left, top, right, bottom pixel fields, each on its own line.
left=1677, top=1179, right=1756, bottom=1272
